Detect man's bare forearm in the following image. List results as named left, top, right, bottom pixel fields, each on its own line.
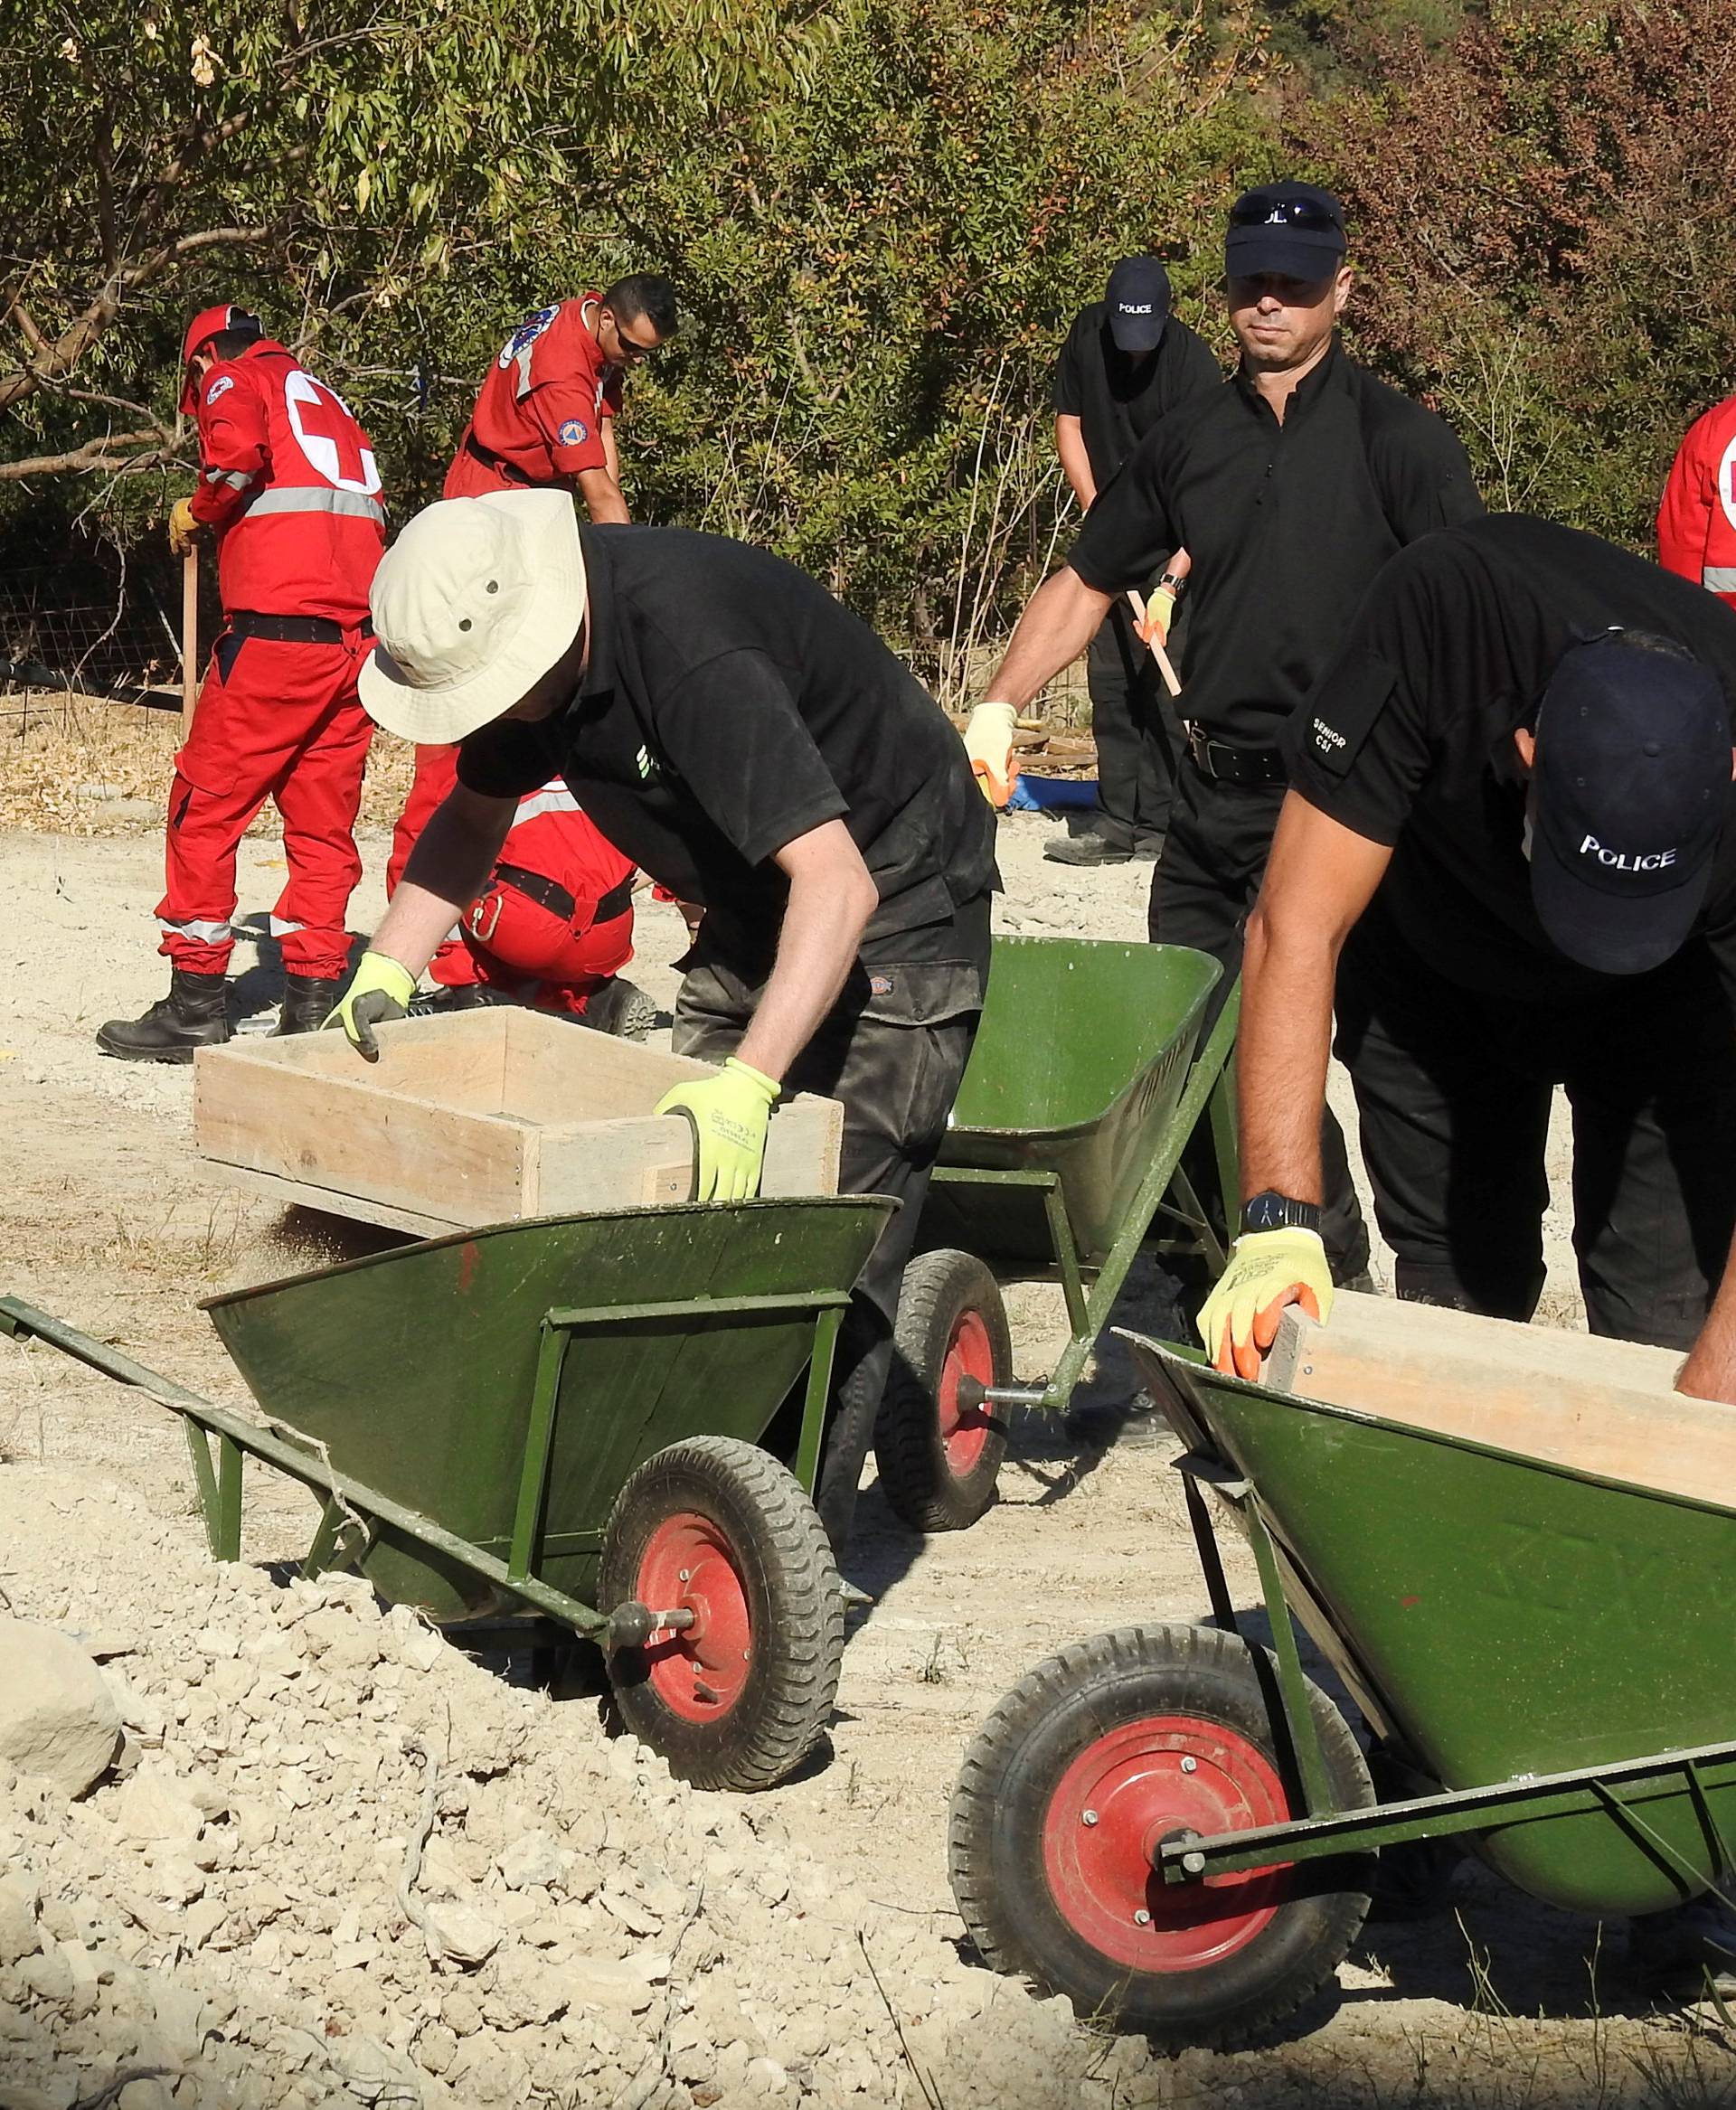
left=982, top=567, right=1111, bottom=715
left=1676, top=1229, right=1736, bottom=1401
left=736, top=834, right=878, bottom=1083
left=373, top=793, right=516, bottom=977
left=1237, top=903, right=1341, bottom=1204
left=576, top=465, right=630, bottom=524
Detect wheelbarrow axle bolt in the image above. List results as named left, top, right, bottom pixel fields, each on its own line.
left=955, top=1377, right=1048, bottom=1413
left=1133, top=1908, right=1152, bottom=1926
left=606, top=1601, right=697, bottom=1649
left=1081, top=1809, right=1099, bottom=1826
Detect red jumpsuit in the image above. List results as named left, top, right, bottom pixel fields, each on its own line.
left=1658, top=393, right=1736, bottom=611
left=387, top=748, right=637, bottom=1015
left=165, top=340, right=384, bottom=980
left=444, top=295, right=625, bottom=497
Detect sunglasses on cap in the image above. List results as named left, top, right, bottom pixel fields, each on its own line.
left=1229, top=197, right=1342, bottom=232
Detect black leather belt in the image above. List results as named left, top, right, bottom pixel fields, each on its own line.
left=229, top=611, right=373, bottom=645
left=464, top=429, right=539, bottom=488
left=493, top=862, right=635, bottom=927
left=1184, top=723, right=1287, bottom=787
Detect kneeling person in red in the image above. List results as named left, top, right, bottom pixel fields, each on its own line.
left=99, top=304, right=385, bottom=1060
left=385, top=746, right=651, bottom=1033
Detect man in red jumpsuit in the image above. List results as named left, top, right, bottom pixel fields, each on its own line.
left=98, top=304, right=384, bottom=1060
left=390, top=273, right=677, bottom=1021
left=1658, top=391, right=1736, bottom=611
left=384, top=750, right=654, bottom=1035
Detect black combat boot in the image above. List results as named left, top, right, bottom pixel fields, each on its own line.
left=271, top=975, right=346, bottom=1037
left=579, top=976, right=657, bottom=1041
left=96, top=970, right=230, bottom=1063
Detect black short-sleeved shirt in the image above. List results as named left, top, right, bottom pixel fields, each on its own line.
left=1051, top=308, right=1221, bottom=490
left=457, top=524, right=997, bottom=978
left=1068, top=336, right=1484, bottom=747
left=1283, top=513, right=1736, bottom=1003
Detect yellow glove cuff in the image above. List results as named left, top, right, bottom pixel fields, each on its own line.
left=354, top=951, right=418, bottom=1009
left=723, top=1056, right=780, bottom=1106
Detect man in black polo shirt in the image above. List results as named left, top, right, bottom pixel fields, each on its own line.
left=1201, top=515, right=1736, bottom=1398
left=968, top=183, right=1482, bottom=1284
left=330, top=489, right=996, bottom=1550
left=1043, top=257, right=1219, bottom=865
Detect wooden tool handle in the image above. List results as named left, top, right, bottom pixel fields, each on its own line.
left=181, top=550, right=199, bottom=725
left=1126, top=589, right=1183, bottom=699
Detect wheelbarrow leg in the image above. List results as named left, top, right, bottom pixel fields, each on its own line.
left=181, top=1421, right=244, bottom=1562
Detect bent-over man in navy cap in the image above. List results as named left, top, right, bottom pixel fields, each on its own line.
left=966, top=183, right=1485, bottom=1293
left=1201, top=514, right=1736, bottom=1398
left=1040, top=257, right=1219, bottom=866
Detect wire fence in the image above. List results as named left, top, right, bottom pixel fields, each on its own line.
left=0, top=562, right=193, bottom=702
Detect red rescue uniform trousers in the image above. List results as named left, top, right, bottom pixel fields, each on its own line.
left=158, top=628, right=373, bottom=981
left=387, top=745, right=635, bottom=1014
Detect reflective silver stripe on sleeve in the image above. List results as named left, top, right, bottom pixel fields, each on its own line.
left=1703, top=567, right=1736, bottom=592
left=514, top=786, right=582, bottom=824
left=268, top=915, right=304, bottom=937
left=204, top=467, right=259, bottom=490
left=157, top=917, right=232, bottom=943
left=240, top=487, right=386, bottom=524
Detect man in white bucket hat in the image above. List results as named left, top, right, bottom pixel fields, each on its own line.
left=334, top=490, right=996, bottom=1550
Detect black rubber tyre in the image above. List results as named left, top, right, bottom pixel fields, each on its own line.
left=598, top=1436, right=843, bottom=1792
left=949, top=1622, right=1374, bottom=2047
left=874, top=1249, right=1012, bottom=1532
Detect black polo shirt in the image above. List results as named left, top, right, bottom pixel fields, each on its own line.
left=1051, top=307, right=1221, bottom=489
left=1284, top=514, right=1736, bottom=1003
left=1068, top=336, right=1483, bottom=747
left=456, top=524, right=997, bottom=978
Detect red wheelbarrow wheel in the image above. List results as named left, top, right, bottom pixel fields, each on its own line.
left=874, top=1249, right=1012, bottom=1532
left=949, top=1623, right=1374, bottom=2047
left=599, top=1436, right=843, bottom=1792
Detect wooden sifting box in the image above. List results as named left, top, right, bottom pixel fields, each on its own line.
left=193, top=1006, right=843, bottom=1236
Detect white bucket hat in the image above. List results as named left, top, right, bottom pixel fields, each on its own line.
left=358, top=489, right=588, bottom=743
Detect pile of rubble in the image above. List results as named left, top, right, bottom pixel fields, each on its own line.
left=0, top=1475, right=1167, bottom=2110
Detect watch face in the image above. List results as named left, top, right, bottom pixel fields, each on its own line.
left=1242, top=1191, right=1319, bottom=1234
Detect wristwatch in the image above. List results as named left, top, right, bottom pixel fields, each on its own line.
left=1240, top=1191, right=1322, bottom=1236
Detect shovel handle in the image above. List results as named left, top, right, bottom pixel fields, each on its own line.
left=1127, top=589, right=1183, bottom=700
left=181, top=549, right=199, bottom=726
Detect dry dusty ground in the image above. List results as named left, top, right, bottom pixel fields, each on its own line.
left=0, top=708, right=1729, bottom=2108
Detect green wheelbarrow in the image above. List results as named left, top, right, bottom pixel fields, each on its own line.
left=0, top=1195, right=892, bottom=1793
left=949, top=1292, right=1736, bottom=2044
left=873, top=936, right=1238, bottom=1531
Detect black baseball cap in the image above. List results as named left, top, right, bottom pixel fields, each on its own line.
left=1529, top=634, right=1732, bottom=975
left=1224, top=181, right=1346, bottom=283
left=1105, top=257, right=1172, bottom=354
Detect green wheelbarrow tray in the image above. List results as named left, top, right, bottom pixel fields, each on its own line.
left=1, top=1197, right=893, bottom=1634
left=924, top=937, right=1222, bottom=1270
left=1125, top=1311, right=1736, bottom=1919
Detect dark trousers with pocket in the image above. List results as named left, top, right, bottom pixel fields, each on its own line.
left=1088, top=600, right=1179, bottom=852
left=1149, top=765, right=1372, bottom=1282
left=1335, top=896, right=1736, bottom=1348
left=672, top=900, right=990, bottom=1550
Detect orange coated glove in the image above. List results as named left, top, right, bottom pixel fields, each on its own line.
left=1197, top=1229, right=1335, bottom=1380
left=962, top=702, right=1019, bottom=807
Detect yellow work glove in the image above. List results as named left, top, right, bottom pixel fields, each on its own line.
left=323, top=951, right=417, bottom=1063
left=962, top=701, right=1019, bottom=808
left=1132, top=584, right=1178, bottom=649
left=656, top=1057, right=780, bottom=1203
left=1198, top=1229, right=1335, bottom=1380
left=168, top=496, right=203, bottom=559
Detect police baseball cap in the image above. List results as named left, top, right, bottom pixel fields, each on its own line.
left=1105, top=257, right=1172, bottom=354
left=359, top=490, right=588, bottom=745
left=1529, top=633, right=1732, bottom=975
left=1224, top=182, right=1346, bottom=283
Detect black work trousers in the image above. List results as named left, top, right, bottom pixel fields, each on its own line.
left=673, top=908, right=989, bottom=1552
left=1087, top=599, right=1179, bottom=852
left=1149, top=765, right=1372, bottom=1282
left=1335, top=897, right=1736, bottom=1349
